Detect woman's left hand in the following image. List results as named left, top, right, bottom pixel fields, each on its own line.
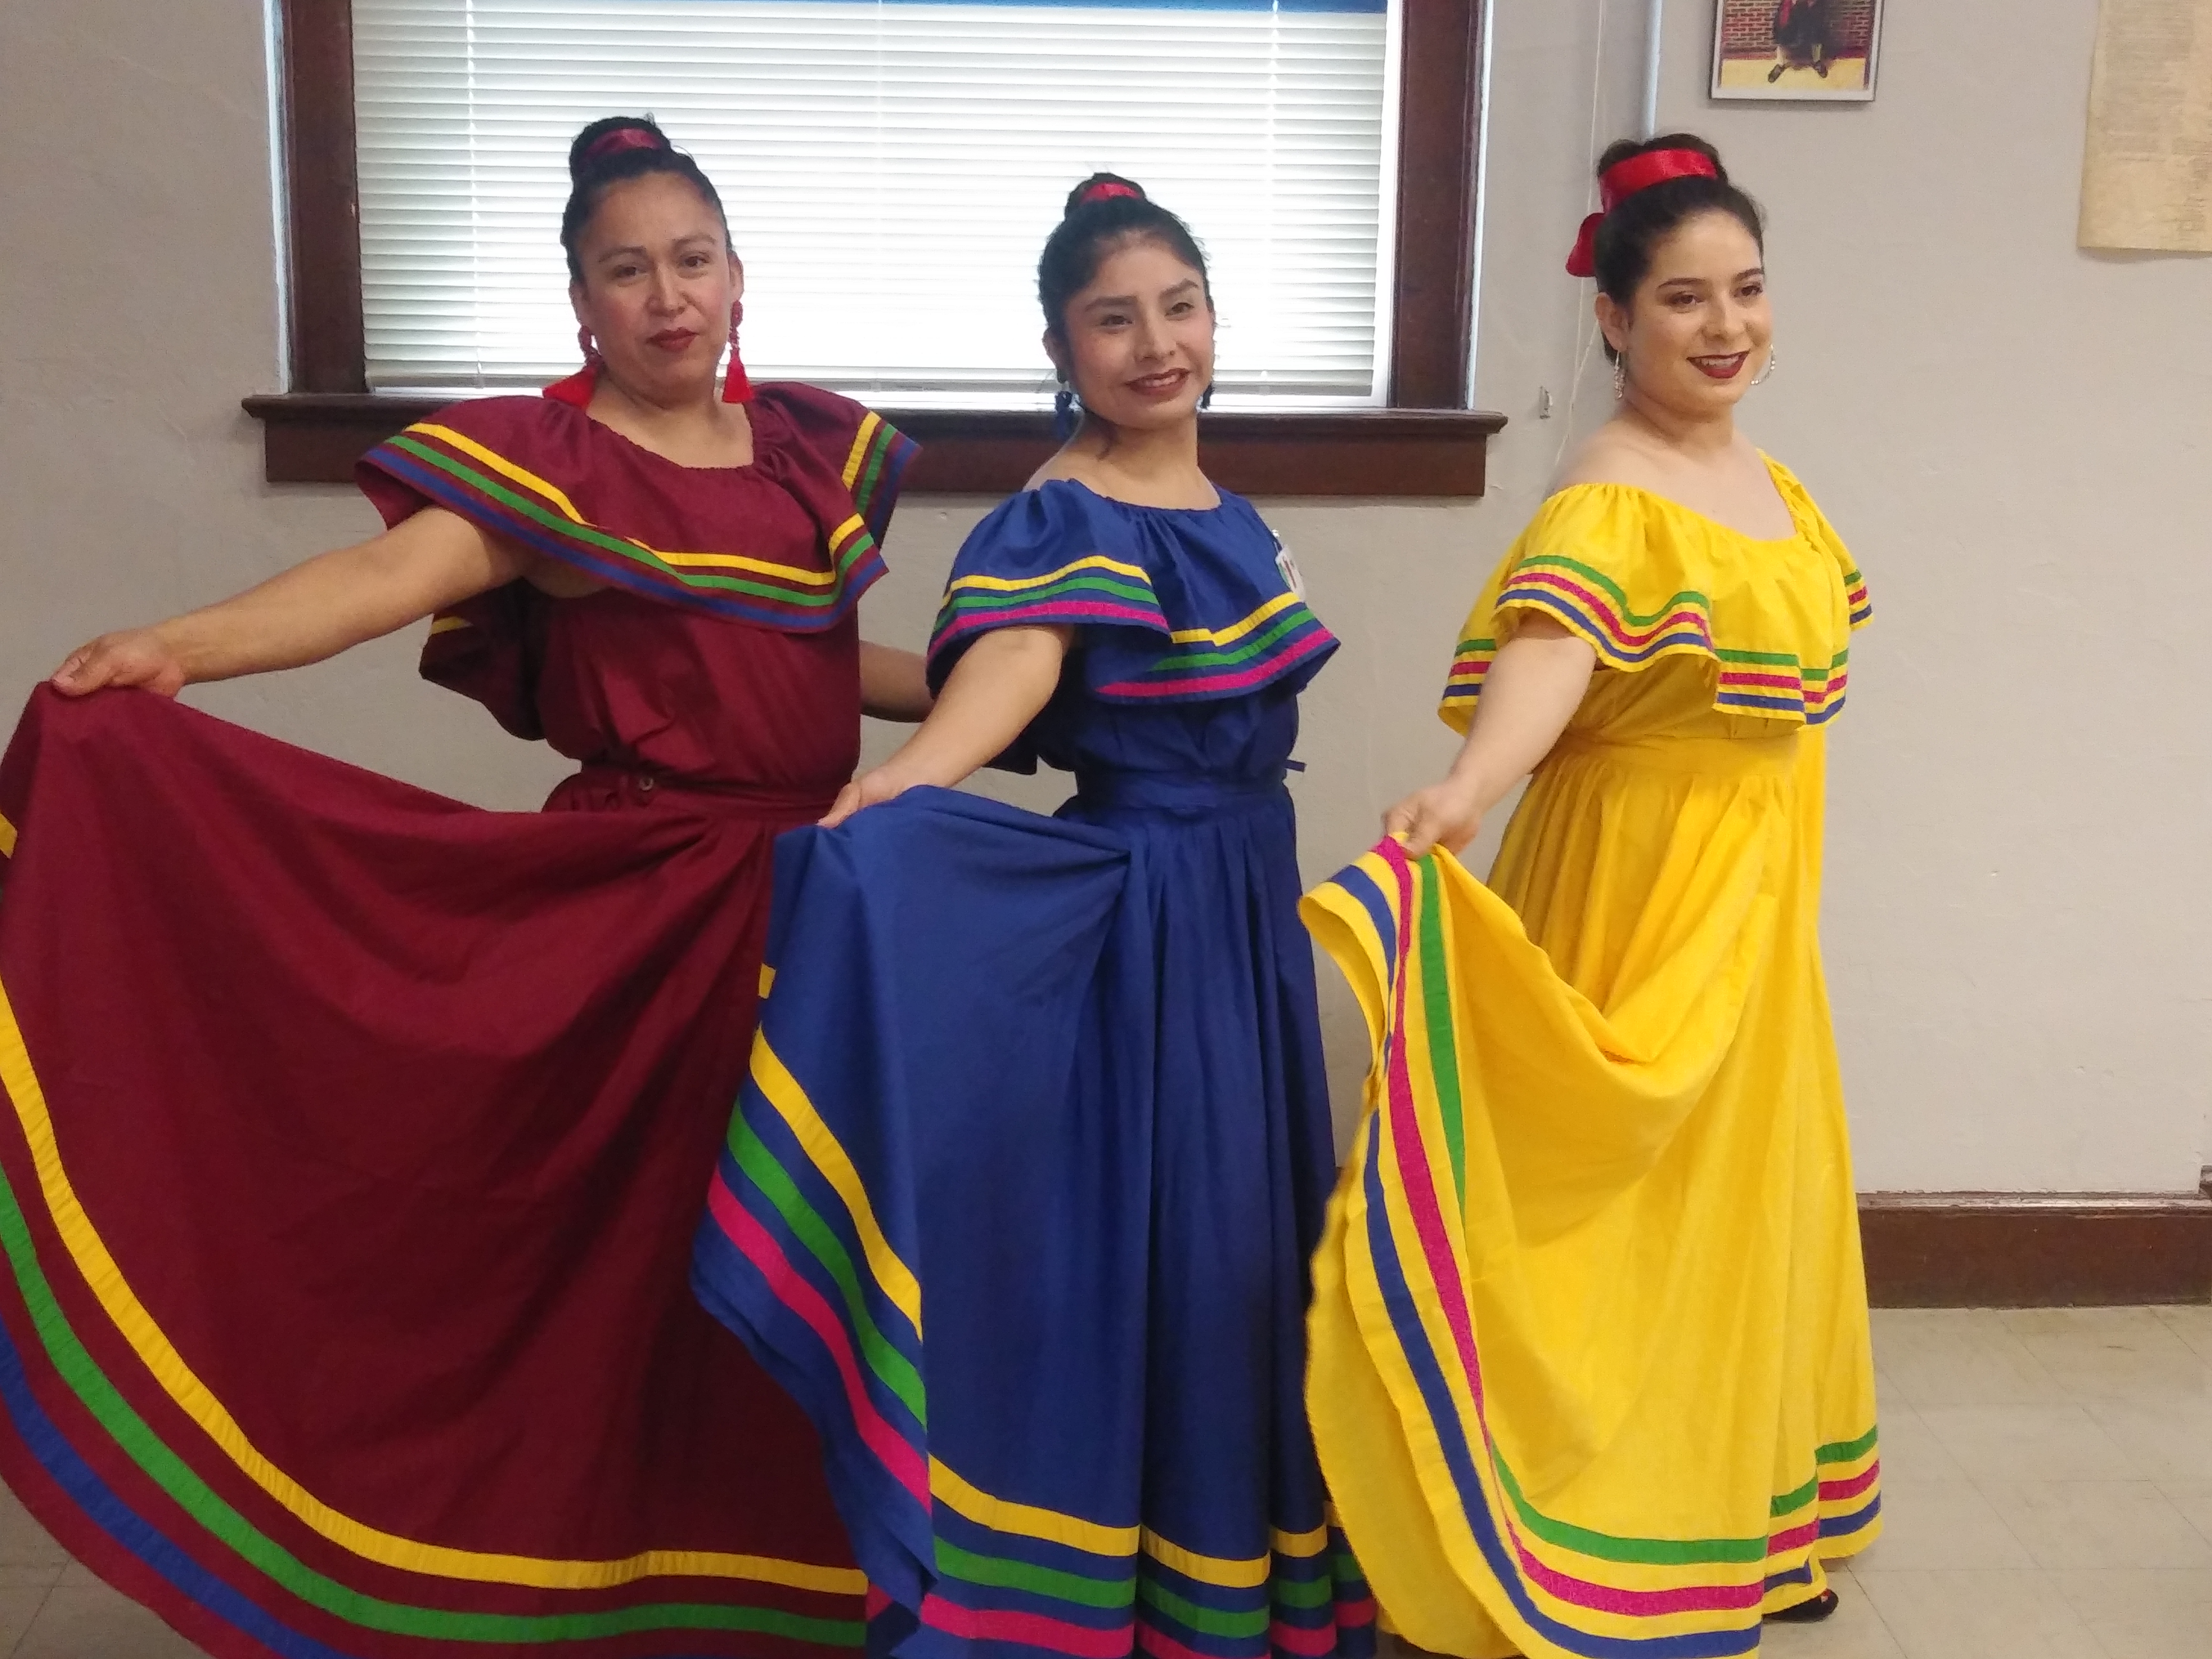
left=820, top=767, right=916, bottom=828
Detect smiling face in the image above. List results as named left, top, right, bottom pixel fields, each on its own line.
left=569, top=171, right=741, bottom=406
left=1049, top=237, right=1215, bottom=434
left=1598, top=209, right=1772, bottom=417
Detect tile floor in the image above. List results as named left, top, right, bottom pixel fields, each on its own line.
left=0, top=1306, right=2206, bottom=1656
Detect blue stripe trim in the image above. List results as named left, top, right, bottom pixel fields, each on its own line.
left=688, top=1227, right=939, bottom=1619
left=0, top=1293, right=365, bottom=1659
left=724, top=1102, right=927, bottom=1423
left=1359, top=1136, right=1759, bottom=1657
left=1497, top=589, right=1714, bottom=668
left=1331, top=863, right=1398, bottom=984
left=1818, top=1495, right=1880, bottom=1540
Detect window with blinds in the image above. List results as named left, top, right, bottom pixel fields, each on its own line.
left=350, top=0, right=1399, bottom=407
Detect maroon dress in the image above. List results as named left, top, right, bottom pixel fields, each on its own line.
left=0, top=387, right=913, bottom=1659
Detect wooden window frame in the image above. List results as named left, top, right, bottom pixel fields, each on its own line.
left=247, top=0, right=1505, bottom=495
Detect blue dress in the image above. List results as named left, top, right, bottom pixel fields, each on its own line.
left=693, top=482, right=1373, bottom=1659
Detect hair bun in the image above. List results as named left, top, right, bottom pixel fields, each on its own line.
left=1063, top=173, right=1147, bottom=218
left=569, top=116, right=672, bottom=182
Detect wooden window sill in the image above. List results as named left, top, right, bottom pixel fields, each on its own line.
left=242, top=394, right=1506, bottom=498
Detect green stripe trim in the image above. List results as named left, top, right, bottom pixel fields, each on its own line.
left=1414, top=860, right=1466, bottom=1200
left=938, top=574, right=1159, bottom=615
left=1818, top=1427, right=1880, bottom=1464
left=1141, top=609, right=1319, bottom=674
left=1490, top=1447, right=1844, bottom=1567
left=388, top=437, right=854, bottom=609
left=1269, top=1574, right=1336, bottom=1610
left=1769, top=1476, right=1819, bottom=1519
left=852, top=425, right=895, bottom=521
left=934, top=1541, right=1134, bottom=1611
left=1136, top=1580, right=1268, bottom=1639
left=1515, top=554, right=1711, bottom=624
left=0, top=1154, right=862, bottom=1645
left=728, top=1120, right=927, bottom=1423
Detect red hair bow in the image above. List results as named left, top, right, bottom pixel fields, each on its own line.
left=583, top=126, right=668, bottom=166
left=1077, top=181, right=1142, bottom=207
left=1564, top=148, right=1720, bottom=277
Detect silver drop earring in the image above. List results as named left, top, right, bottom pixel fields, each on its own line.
left=1752, top=347, right=1779, bottom=386
left=1611, top=357, right=1628, bottom=401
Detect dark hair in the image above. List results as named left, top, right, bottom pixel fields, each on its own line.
left=1590, top=134, right=1764, bottom=360
left=1036, top=174, right=1211, bottom=353
left=560, top=115, right=732, bottom=283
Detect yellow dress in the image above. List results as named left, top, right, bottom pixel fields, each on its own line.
left=1301, top=461, right=1879, bottom=1659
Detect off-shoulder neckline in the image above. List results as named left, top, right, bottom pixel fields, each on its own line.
left=1548, top=455, right=1801, bottom=547
left=543, top=391, right=782, bottom=477
left=1027, top=476, right=1229, bottom=516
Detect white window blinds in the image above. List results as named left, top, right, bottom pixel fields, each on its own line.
left=349, top=0, right=1398, bottom=406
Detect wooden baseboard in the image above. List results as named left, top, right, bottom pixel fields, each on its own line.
left=1860, top=1177, right=2212, bottom=1307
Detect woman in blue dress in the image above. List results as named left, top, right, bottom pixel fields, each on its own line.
left=691, top=176, right=1372, bottom=1659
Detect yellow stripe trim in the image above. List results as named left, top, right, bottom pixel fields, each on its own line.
left=410, top=423, right=840, bottom=587
left=0, top=812, right=14, bottom=859
left=750, top=1038, right=923, bottom=1332
left=1167, top=592, right=1303, bottom=647
left=758, top=964, right=777, bottom=998
left=840, top=413, right=882, bottom=491
left=929, top=1458, right=1138, bottom=1557
left=427, top=616, right=469, bottom=636
left=0, top=976, right=862, bottom=1594
left=927, top=1461, right=1313, bottom=1587
left=946, top=556, right=1152, bottom=595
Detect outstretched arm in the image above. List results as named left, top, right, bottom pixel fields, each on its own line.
left=859, top=642, right=934, bottom=723
left=1382, top=614, right=1597, bottom=857
left=821, top=625, right=1072, bottom=826
left=51, top=507, right=532, bottom=697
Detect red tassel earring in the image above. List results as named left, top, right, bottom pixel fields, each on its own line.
left=721, top=300, right=755, bottom=405
left=544, top=324, right=601, bottom=410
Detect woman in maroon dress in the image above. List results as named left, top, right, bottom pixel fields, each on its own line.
left=0, top=116, right=919, bottom=1659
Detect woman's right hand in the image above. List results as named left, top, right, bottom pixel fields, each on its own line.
left=51, top=629, right=188, bottom=698
left=1382, top=777, right=1486, bottom=860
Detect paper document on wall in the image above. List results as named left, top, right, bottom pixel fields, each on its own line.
left=2079, top=0, right=2212, bottom=252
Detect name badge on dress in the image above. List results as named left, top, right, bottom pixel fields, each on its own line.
left=1270, top=532, right=1306, bottom=600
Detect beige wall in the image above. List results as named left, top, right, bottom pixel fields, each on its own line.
left=1, top=1, right=2205, bottom=1193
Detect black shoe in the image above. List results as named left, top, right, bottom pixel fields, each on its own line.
left=1815, top=60, right=1831, bottom=77
left=1765, top=1588, right=1840, bottom=1623
left=1767, top=62, right=1786, bottom=82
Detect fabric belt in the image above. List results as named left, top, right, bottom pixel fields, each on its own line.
left=570, top=762, right=838, bottom=818
left=1071, top=769, right=1289, bottom=814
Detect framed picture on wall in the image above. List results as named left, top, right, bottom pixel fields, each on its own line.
left=1710, top=0, right=1884, bottom=101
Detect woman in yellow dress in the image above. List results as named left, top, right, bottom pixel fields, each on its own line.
left=1301, top=134, right=1878, bottom=1658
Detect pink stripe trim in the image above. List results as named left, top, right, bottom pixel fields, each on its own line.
left=1819, top=1463, right=1880, bottom=1504
left=1335, top=1598, right=1378, bottom=1628
left=1135, top=1623, right=1213, bottom=1659
left=1717, top=669, right=1846, bottom=705
left=1100, top=628, right=1333, bottom=698
left=866, top=1587, right=893, bottom=1618
left=1269, top=1618, right=1340, bottom=1656
left=937, top=599, right=1164, bottom=640
left=1371, top=841, right=1761, bottom=1620
left=1508, top=572, right=1714, bottom=652
left=926, top=1594, right=1130, bottom=1659
left=707, top=1176, right=931, bottom=1505
left=1764, top=1522, right=1819, bottom=1557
